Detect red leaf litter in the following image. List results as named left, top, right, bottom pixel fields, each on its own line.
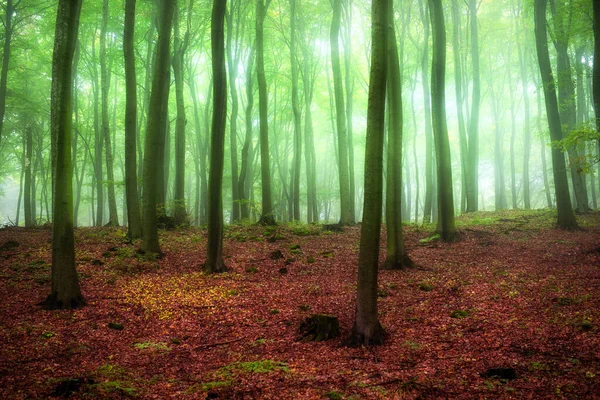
left=0, top=210, right=599, bottom=399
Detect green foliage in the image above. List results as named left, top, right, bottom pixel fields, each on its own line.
left=419, top=234, right=440, bottom=243
left=419, top=281, right=434, bottom=292
left=450, top=309, right=471, bottom=319
left=219, top=359, right=289, bottom=375
left=325, top=390, right=344, bottom=400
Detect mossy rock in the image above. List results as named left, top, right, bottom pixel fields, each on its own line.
left=298, top=314, right=340, bottom=342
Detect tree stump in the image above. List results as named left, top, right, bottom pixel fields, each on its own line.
left=297, top=314, right=340, bottom=342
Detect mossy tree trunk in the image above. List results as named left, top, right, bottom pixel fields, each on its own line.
left=204, top=0, right=228, bottom=273
left=124, top=0, right=142, bottom=239
left=383, top=5, right=412, bottom=270
left=533, top=0, right=578, bottom=229
left=349, top=0, right=387, bottom=347
left=42, top=0, right=85, bottom=310
left=256, top=0, right=275, bottom=225
left=142, top=0, right=175, bottom=254
left=428, top=0, right=457, bottom=242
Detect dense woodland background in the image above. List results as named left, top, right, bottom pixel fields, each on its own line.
left=0, top=0, right=596, bottom=229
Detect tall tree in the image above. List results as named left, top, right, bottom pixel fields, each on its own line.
left=124, top=0, right=142, bottom=239
left=205, top=0, right=228, bottom=273
left=344, top=0, right=356, bottom=222
left=331, top=0, right=353, bottom=225
left=429, top=0, right=457, bottom=241
left=238, top=45, right=255, bottom=220
left=465, top=0, right=480, bottom=212
left=290, top=0, right=301, bottom=221
left=383, top=0, right=413, bottom=270
left=172, top=0, right=192, bottom=225
left=256, top=0, right=275, bottom=225
left=42, top=0, right=85, bottom=309
left=0, top=0, right=18, bottom=145
left=594, top=0, right=600, bottom=155
left=349, top=0, right=387, bottom=347
left=226, top=0, right=243, bottom=223
left=141, top=0, right=176, bottom=254
left=100, top=0, right=118, bottom=226
left=533, top=0, right=578, bottom=229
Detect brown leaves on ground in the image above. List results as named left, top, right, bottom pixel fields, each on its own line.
left=0, top=210, right=599, bottom=399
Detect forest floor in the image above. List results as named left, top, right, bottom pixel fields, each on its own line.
left=0, top=209, right=599, bottom=399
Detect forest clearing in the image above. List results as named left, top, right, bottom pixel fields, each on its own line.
left=0, top=209, right=599, bottom=399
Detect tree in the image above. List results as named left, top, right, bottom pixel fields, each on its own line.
left=465, top=0, right=480, bottom=213
left=0, top=0, right=19, bottom=146
left=290, top=0, right=301, bottom=222
left=383, top=3, right=413, bottom=270
left=533, top=0, right=578, bottom=229
left=238, top=45, right=255, bottom=221
left=204, top=0, right=228, bottom=273
left=256, top=0, right=275, bottom=225
left=330, top=0, right=353, bottom=225
left=124, top=0, right=142, bottom=239
left=41, top=0, right=85, bottom=310
left=141, top=0, right=175, bottom=254
left=172, top=0, right=191, bottom=226
left=349, top=0, right=387, bottom=347
left=429, top=0, right=457, bottom=241
left=594, top=0, right=600, bottom=149
left=100, top=0, right=118, bottom=226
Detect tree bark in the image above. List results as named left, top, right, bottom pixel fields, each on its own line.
left=383, top=3, right=413, bottom=271
left=238, top=46, right=255, bottom=220
left=465, top=0, right=480, bottom=212
left=142, top=0, right=175, bottom=254
left=290, top=0, right=302, bottom=222
left=124, top=0, right=142, bottom=239
left=101, top=0, right=119, bottom=226
left=349, top=0, right=387, bottom=347
left=256, top=0, right=275, bottom=225
left=533, top=0, right=578, bottom=229
left=429, top=0, right=457, bottom=242
left=205, top=0, right=228, bottom=273
left=331, top=0, right=353, bottom=225
left=0, top=0, right=14, bottom=145
left=42, top=0, right=85, bottom=309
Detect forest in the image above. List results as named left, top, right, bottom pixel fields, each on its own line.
left=0, top=0, right=599, bottom=398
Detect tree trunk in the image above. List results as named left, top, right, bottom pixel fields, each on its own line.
left=226, top=0, right=241, bottom=223
left=24, top=125, right=33, bottom=227
left=124, top=0, right=142, bottom=239
left=515, top=6, right=531, bottom=209
left=92, top=36, right=104, bottom=226
left=465, top=0, right=480, bottom=212
left=344, top=0, right=356, bottom=222
left=142, top=0, right=175, bottom=254
left=349, top=0, right=387, bottom=347
left=238, top=46, right=255, bottom=220
left=419, top=1, right=434, bottom=224
left=256, top=0, right=275, bottom=225
left=101, top=0, right=119, bottom=226
left=331, top=0, right=353, bottom=225
left=450, top=0, right=468, bottom=214
left=533, top=0, right=578, bottom=229
left=173, top=1, right=190, bottom=225
left=429, top=0, right=457, bottom=242
left=0, top=0, right=13, bottom=145
left=42, top=0, right=85, bottom=309
left=290, top=0, right=302, bottom=222
left=205, top=0, right=228, bottom=273
left=383, top=5, right=413, bottom=271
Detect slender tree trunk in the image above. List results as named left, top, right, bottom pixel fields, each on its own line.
left=344, top=0, right=356, bottom=222
left=142, top=0, right=175, bottom=254
left=173, top=2, right=190, bottom=225
left=465, top=0, right=480, bottom=212
left=92, top=36, right=104, bottom=226
left=349, top=0, right=387, bottom=347
left=24, top=125, right=33, bottom=227
left=451, top=0, right=468, bottom=214
left=238, top=46, right=255, bottom=220
left=290, top=0, right=302, bottom=221
left=42, top=0, right=85, bottom=309
left=533, top=0, right=578, bottom=229
left=516, top=11, right=531, bottom=209
left=124, top=0, right=142, bottom=239
left=429, top=0, right=457, bottom=242
left=331, top=0, right=353, bottom=225
left=0, top=0, right=14, bottom=145
left=226, top=0, right=241, bottom=223
left=101, top=0, right=118, bottom=226
left=205, top=0, right=228, bottom=273
left=508, top=65, right=518, bottom=209
left=419, top=1, right=434, bottom=224
left=383, top=6, right=412, bottom=271
left=256, top=0, right=275, bottom=225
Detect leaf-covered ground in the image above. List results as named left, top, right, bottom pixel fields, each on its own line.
left=0, top=209, right=599, bottom=399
